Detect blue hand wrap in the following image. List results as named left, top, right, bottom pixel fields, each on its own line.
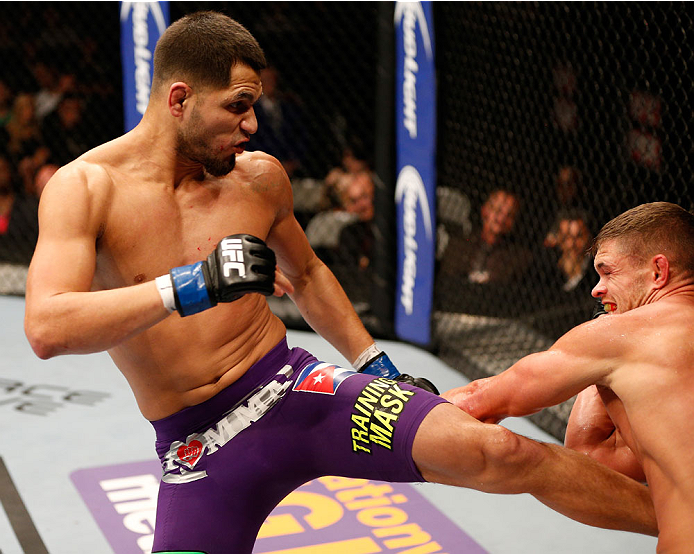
left=359, top=352, right=401, bottom=379
left=170, top=261, right=214, bottom=317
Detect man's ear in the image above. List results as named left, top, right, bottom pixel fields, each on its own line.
left=651, top=254, right=670, bottom=288
left=168, top=82, right=191, bottom=117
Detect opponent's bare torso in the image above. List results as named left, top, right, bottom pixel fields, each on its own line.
left=82, top=141, right=288, bottom=420
left=604, top=300, right=694, bottom=550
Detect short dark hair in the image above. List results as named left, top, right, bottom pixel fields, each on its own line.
left=152, top=11, right=266, bottom=92
left=592, top=202, right=694, bottom=271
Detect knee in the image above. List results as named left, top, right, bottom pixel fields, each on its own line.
left=473, top=425, right=537, bottom=493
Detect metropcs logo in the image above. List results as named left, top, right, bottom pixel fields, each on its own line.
left=120, top=2, right=167, bottom=116
left=395, top=1, right=433, bottom=140
left=72, top=460, right=485, bottom=554
left=395, top=166, right=432, bottom=316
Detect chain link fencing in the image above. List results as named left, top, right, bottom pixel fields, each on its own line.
left=433, top=1, right=693, bottom=438
left=1, top=2, right=692, bottom=440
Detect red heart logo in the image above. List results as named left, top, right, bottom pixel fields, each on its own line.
left=177, top=440, right=203, bottom=467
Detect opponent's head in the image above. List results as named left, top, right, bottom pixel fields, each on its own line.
left=591, top=202, right=694, bottom=313
left=152, top=12, right=267, bottom=176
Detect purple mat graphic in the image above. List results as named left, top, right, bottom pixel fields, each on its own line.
left=71, top=459, right=487, bottom=554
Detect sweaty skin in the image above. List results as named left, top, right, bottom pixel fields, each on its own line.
left=444, top=238, right=694, bottom=552
left=24, top=64, right=375, bottom=421
left=24, top=61, right=658, bottom=540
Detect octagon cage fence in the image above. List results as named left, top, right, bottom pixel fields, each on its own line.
left=1, top=2, right=692, bottom=440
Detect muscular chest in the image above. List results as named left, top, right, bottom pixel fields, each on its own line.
left=94, top=181, right=276, bottom=288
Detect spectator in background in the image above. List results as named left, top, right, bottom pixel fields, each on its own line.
left=435, top=188, right=532, bottom=317
left=323, top=138, right=373, bottom=204
left=544, top=165, right=586, bottom=248
left=305, top=170, right=373, bottom=255
left=531, top=209, right=597, bottom=339
left=5, top=93, right=42, bottom=168
left=464, top=188, right=527, bottom=285
left=304, top=170, right=376, bottom=312
left=0, top=154, right=39, bottom=264
left=551, top=210, right=594, bottom=293
left=41, top=93, right=92, bottom=166
left=0, top=79, right=13, bottom=152
left=31, top=60, right=77, bottom=121
left=16, top=145, right=50, bottom=197
left=249, top=66, right=305, bottom=178
left=29, top=162, right=58, bottom=199
left=330, top=171, right=377, bottom=308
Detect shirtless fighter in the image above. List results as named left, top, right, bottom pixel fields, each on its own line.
left=445, top=202, right=694, bottom=552
left=25, top=12, right=657, bottom=553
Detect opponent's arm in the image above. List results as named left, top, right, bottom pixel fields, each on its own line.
left=25, top=164, right=171, bottom=358
left=442, top=319, right=616, bottom=422
left=565, top=385, right=646, bottom=481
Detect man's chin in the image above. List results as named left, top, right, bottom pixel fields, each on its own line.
left=205, top=154, right=236, bottom=177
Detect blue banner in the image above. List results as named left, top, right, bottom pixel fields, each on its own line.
left=394, top=2, right=436, bottom=345
left=120, top=2, right=169, bottom=132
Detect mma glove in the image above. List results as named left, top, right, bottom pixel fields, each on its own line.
left=156, top=234, right=275, bottom=317
left=356, top=347, right=440, bottom=395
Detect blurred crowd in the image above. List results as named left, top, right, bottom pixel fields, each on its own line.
left=0, top=5, right=602, bottom=341
left=0, top=5, right=119, bottom=266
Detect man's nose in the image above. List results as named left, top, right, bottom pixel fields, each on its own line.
left=241, top=107, right=258, bottom=135
left=591, top=281, right=606, bottom=298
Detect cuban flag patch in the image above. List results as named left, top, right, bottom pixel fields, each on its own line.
left=292, top=362, right=356, bottom=395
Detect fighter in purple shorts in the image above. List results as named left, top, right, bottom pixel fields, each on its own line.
left=24, top=11, right=656, bottom=554
left=152, top=338, right=446, bottom=553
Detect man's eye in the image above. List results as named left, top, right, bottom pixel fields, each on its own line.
left=228, top=103, right=250, bottom=113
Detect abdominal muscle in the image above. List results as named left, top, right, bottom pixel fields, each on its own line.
left=108, top=294, right=288, bottom=421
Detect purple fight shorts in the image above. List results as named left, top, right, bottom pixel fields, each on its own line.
left=150, top=337, right=447, bottom=554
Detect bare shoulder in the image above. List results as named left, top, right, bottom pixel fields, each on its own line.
left=38, top=145, right=117, bottom=232
left=43, top=141, right=120, bottom=197
left=548, top=311, right=637, bottom=368
left=552, top=299, right=694, bottom=377
left=236, top=151, right=291, bottom=195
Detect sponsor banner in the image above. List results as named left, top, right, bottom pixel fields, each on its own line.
left=71, top=460, right=486, bottom=554
left=120, top=2, right=169, bottom=132
left=394, top=1, right=437, bottom=345
left=71, top=460, right=161, bottom=554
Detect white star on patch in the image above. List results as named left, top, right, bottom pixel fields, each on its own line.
left=313, top=373, right=325, bottom=384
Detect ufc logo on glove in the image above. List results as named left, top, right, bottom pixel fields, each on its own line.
left=220, top=238, right=246, bottom=277
left=161, top=234, right=276, bottom=317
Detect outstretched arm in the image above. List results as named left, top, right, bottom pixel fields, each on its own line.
left=565, top=385, right=646, bottom=481
left=442, top=319, right=617, bottom=422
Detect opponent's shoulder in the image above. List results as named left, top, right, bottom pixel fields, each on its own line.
left=549, top=312, right=630, bottom=364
